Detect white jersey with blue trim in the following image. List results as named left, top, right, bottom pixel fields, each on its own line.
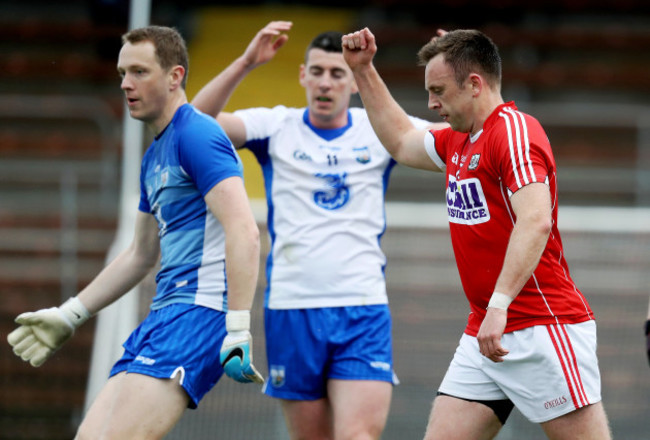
left=139, top=104, right=243, bottom=311
left=235, top=105, right=430, bottom=309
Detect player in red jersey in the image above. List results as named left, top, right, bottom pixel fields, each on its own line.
left=342, top=28, right=611, bottom=439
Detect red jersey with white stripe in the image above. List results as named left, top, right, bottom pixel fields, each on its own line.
left=424, top=102, right=594, bottom=336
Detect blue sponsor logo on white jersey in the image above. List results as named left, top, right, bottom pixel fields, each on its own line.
left=293, top=150, right=312, bottom=161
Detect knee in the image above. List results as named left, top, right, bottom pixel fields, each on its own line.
left=335, top=419, right=385, bottom=440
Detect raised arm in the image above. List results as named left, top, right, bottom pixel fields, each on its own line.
left=191, top=21, right=292, bottom=147
left=343, top=27, right=441, bottom=171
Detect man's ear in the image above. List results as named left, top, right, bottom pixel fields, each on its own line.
left=169, top=65, right=185, bottom=90
left=468, top=73, right=482, bottom=97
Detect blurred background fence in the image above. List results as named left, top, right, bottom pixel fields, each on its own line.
left=1, top=1, right=649, bottom=439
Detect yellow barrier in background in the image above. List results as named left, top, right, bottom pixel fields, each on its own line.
left=187, top=6, right=354, bottom=198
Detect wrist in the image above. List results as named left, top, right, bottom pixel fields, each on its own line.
left=59, top=296, right=91, bottom=328
left=487, top=292, right=513, bottom=311
left=351, top=62, right=375, bottom=78
left=236, top=55, right=258, bottom=73
left=226, top=310, right=250, bottom=332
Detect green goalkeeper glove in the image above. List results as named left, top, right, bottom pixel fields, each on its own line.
left=7, top=296, right=91, bottom=367
left=220, top=310, right=264, bottom=384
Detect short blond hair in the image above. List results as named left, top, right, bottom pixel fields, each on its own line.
left=122, top=25, right=189, bottom=89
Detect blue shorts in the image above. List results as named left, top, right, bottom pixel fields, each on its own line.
left=263, top=305, right=396, bottom=400
left=110, top=303, right=226, bottom=409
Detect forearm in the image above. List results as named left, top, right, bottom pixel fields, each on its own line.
left=353, top=63, right=420, bottom=158
left=77, top=246, right=158, bottom=314
left=191, top=56, right=254, bottom=117
left=224, top=225, right=260, bottom=311
left=493, top=217, right=550, bottom=301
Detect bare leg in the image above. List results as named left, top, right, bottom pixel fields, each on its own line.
left=281, top=398, right=333, bottom=440
left=328, top=379, right=392, bottom=440
left=76, top=372, right=189, bottom=440
left=423, top=395, right=502, bottom=440
left=541, top=402, right=611, bottom=440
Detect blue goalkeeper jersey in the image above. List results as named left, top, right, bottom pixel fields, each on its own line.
left=139, top=104, right=243, bottom=311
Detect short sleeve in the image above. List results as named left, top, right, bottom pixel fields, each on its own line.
left=424, top=128, right=448, bottom=171
left=234, top=106, right=288, bottom=142
left=138, top=166, right=151, bottom=213
left=178, top=120, right=243, bottom=197
left=491, top=109, right=553, bottom=194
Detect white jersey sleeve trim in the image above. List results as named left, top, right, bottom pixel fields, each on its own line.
left=424, top=130, right=446, bottom=170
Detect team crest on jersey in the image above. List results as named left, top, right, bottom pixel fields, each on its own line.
left=353, top=146, right=371, bottom=164
left=270, top=365, right=285, bottom=387
left=446, top=175, right=490, bottom=225
left=468, top=154, right=481, bottom=170
left=313, top=172, right=350, bottom=210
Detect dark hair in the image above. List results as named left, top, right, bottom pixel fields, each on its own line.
left=417, top=29, right=501, bottom=89
left=122, top=25, right=189, bottom=89
left=304, top=31, right=343, bottom=63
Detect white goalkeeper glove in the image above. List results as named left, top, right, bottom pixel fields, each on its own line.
left=219, top=310, right=264, bottom=384
left=7, top=296, right=91, bottom=367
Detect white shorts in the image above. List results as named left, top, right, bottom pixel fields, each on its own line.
left=438, top=320, right=602, bottom=423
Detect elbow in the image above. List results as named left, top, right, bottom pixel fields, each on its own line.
left=517, top=211, right=552, bottom=239
left=533, top=213, right=552, bottom=239
left=129, top=243, right=160, bottom=274
left=138, top=251, right=160, bottom=275
left=387, top=138, right=410, bottom=164
left=539, top=210, right=553, bottom=234
left=242, top=219, right=261, bottom=256
left=250, top=223, right=261, bottom=254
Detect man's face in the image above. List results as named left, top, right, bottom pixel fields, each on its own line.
left=299, top=48, right=358, bottom=128
left=117, top=41, right=169, bottom=125
left=424, top=54, right=474, bottom=133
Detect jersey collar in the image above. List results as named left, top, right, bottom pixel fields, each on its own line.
left=302, top=108, right=353, bottom=141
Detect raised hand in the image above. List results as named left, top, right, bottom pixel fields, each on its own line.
left=242, top=21, right=292, bottom=69
left=342, top=27, right=378, bottom=72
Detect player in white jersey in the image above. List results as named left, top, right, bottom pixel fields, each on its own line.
left=7, top=26, right=263, bottom=438
left=192, top=21, right=444, bottom=439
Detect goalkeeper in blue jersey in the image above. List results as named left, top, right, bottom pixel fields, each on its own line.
left=192, top=21, right=445, bottom=440
left=7, top=25, right=263, bottom=438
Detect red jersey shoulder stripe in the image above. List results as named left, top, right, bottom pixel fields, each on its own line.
left=498, top=106, right=537, bottom=189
